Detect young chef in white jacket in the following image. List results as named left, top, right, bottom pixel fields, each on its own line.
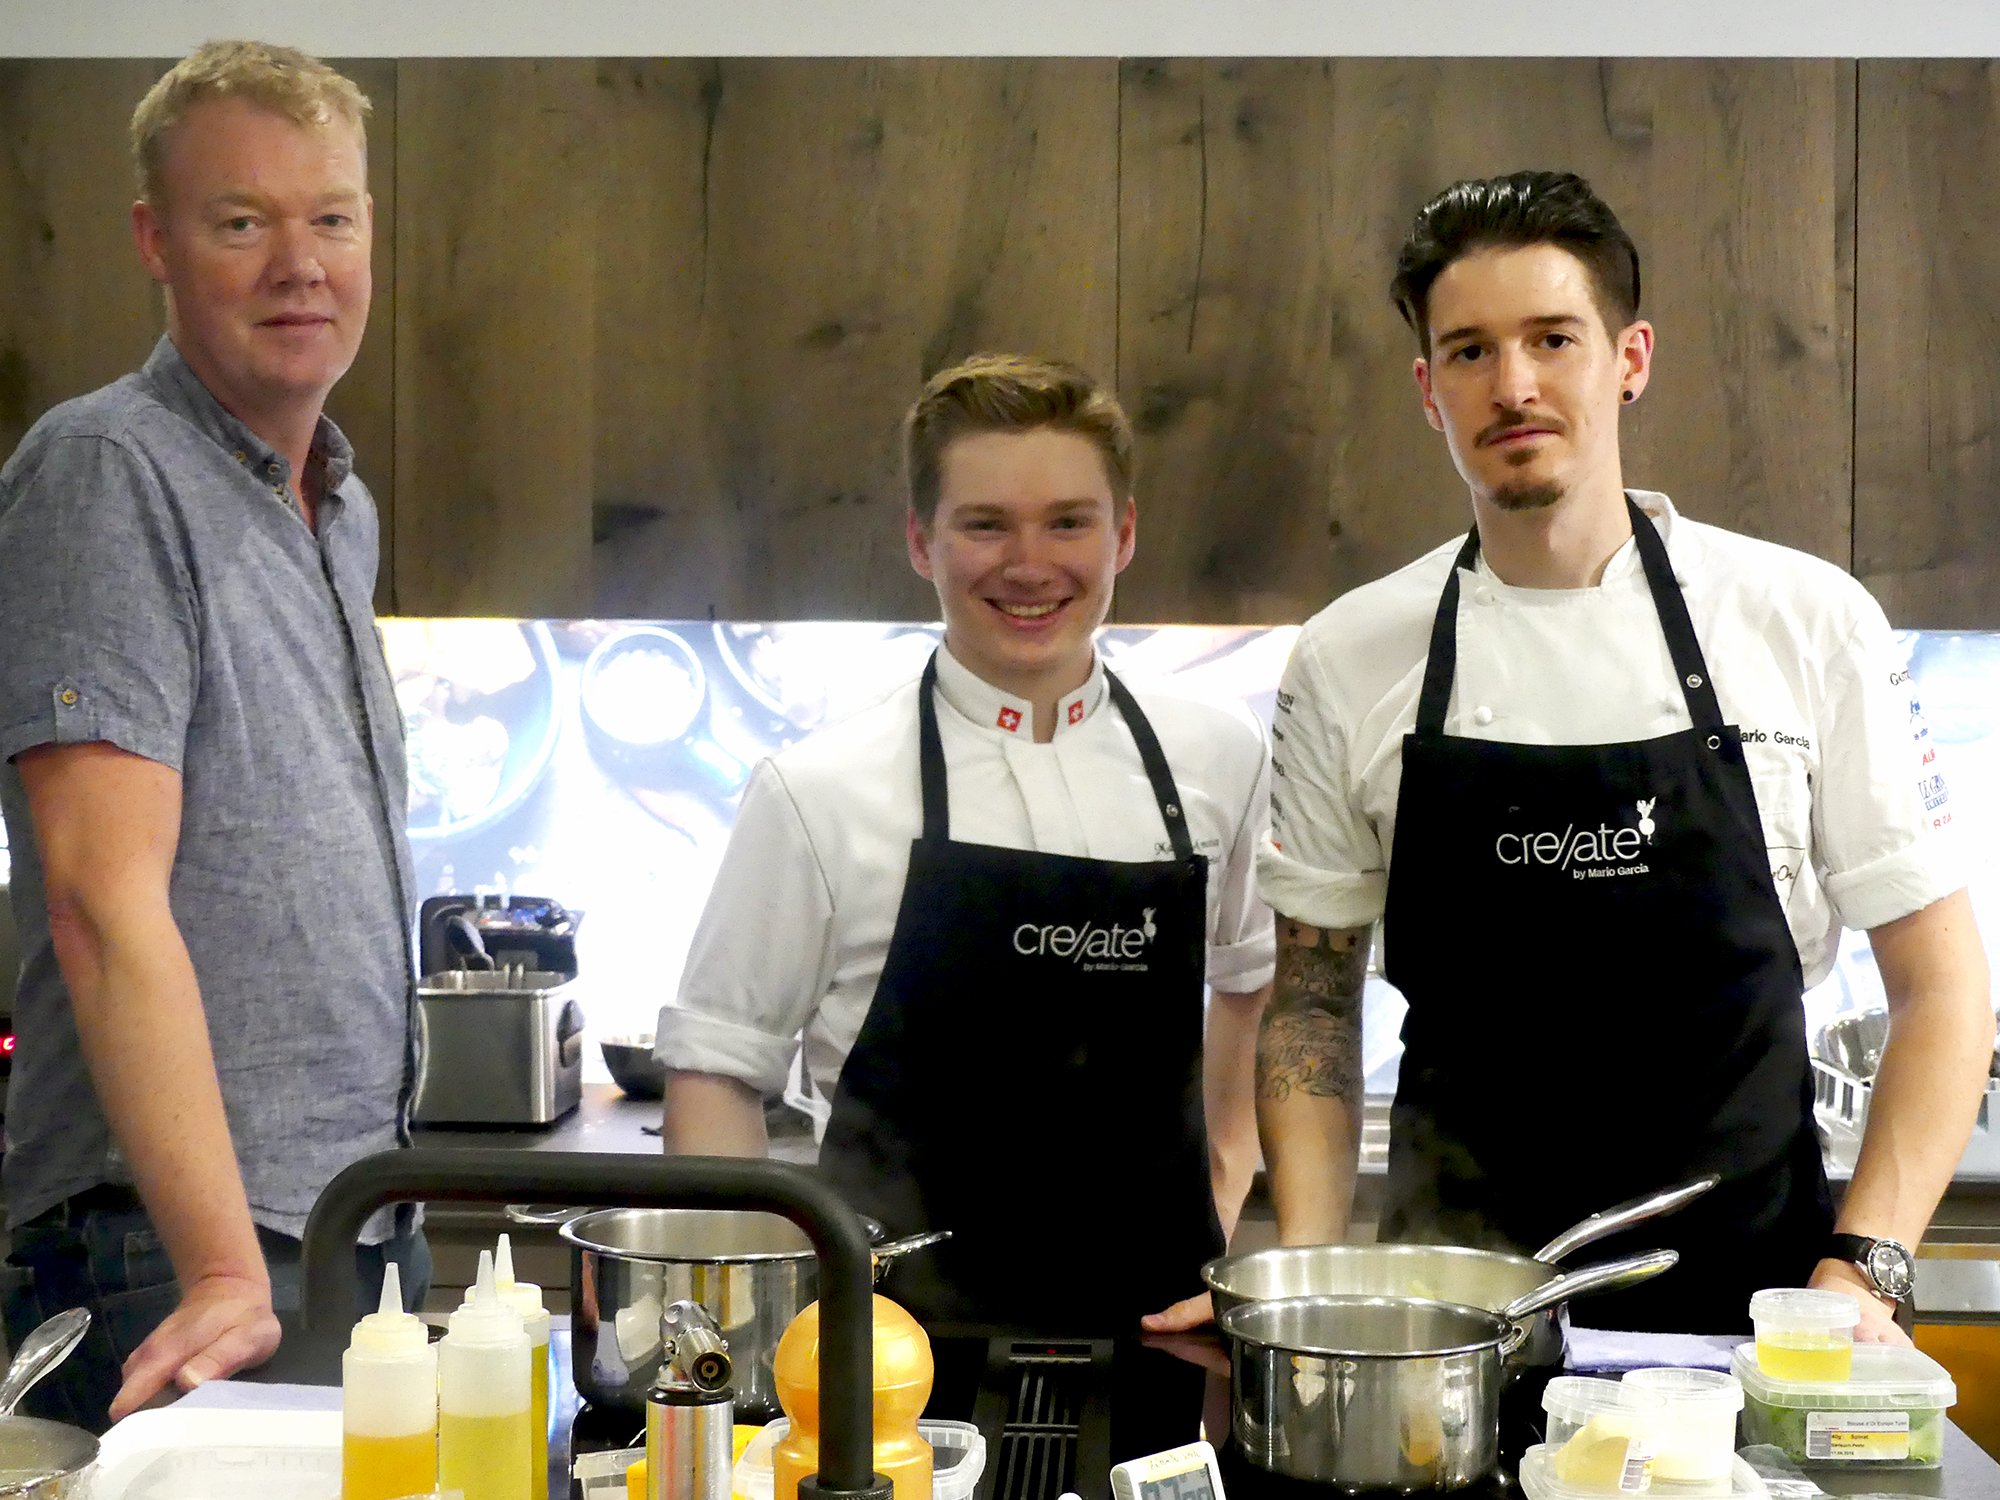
left=1254, top=171, right=1991, bottom=1338
left=657, top=354, right=1276, bottom=1331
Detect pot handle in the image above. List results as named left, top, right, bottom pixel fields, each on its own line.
left=1531, top=1175, right=1720, bottom=1264
left=869, top=1229, right=951, bottom=1279
left=504, top=1202, right=590, bottom=1226
left=1501, top=1249, right=1680, bottom=1324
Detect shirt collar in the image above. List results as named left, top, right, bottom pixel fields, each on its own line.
left=931, top=641, right=1108, bottom=740
left=1471, top=489, right=1687, bottom=594
left=140, top=335, right=357, bottom=495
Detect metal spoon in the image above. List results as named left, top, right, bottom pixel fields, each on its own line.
left=0, top=1308, right=90, bottom=1416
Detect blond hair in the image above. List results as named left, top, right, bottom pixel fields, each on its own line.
left=902, top=353, right=1135, bottom=524
left=132, top=40, right=371, bottom=208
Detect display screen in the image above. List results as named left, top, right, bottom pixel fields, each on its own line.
left=1139, top=1468, right=1215, bottom=1500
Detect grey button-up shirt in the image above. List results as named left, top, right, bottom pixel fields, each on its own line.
left=0, top=337, right=416, bottom=1241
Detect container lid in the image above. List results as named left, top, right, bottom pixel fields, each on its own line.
left=443, top=1249, right=528, bottom=1350
left=1542, top=1376, right=1666, bottom=1427
left=1730, top=1342, right=1956, bottom=1408
left=1622, top=1366, right=1745, bottom=1412
left=1747, top=1288, right=1861, bottom=1332
left=348, top=1263, right=429, bottom=1359
left=1519, top=1444, right=1768, bottom=1499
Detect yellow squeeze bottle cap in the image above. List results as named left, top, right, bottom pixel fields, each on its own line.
left=350, top=1263, right=427, bottom=1357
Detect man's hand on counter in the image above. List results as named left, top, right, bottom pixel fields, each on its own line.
left=1140, top=1289, right=1214, bottom=1334
left=109, top=1273, right=282, bottom=1421
left=1808, top=1257, right=1912, bottom=1347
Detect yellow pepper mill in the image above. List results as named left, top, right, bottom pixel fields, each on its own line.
left=772, top=1295, right=934, bottom=1500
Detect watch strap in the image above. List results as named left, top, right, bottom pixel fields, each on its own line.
left=1828, top=1232, right=1876, bottom=1264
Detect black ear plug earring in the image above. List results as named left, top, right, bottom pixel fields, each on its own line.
left=1622, top=389, right=1636, bottom=404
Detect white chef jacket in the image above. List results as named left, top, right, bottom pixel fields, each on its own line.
left=658, top=643, right=1277, bottom=1119
left=1259, top=491, right=1963, bottom=988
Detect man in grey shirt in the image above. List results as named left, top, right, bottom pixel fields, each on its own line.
left=0, top=41, right=421, bottom=1429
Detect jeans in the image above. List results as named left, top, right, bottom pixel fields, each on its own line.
left=0, top=1186, right=430, bottom=1434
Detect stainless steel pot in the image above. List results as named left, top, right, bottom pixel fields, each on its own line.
left=1202, top=1174, right=1715, bottom=1369
left=1220, top=1251, right=1674, bottom=1492
left=537, top=1206, right=945, bottom=1417
left=0, top=1417, right=96, bottom=1497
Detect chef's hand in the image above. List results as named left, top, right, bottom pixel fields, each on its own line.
left=1808, top=1258, right=1912, bottom=1347
left=110, top=1273, right=282, bottom=1421
left=1140, top=1290, right=1214, bottom=1334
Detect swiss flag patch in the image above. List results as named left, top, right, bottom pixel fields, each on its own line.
left=1067, top=700, right=1085, bottom=725
left=997, top=707, right=1022, bottom=733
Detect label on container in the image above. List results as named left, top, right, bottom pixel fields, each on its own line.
left=1618, top=1440, right=1655, bottom=1494
left=1805, top=1409, right=1910, bottom=1461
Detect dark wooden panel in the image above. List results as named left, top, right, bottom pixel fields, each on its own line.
left=1119, top=60, right=1852, bottom=624
left=321, top=58, right=398, bottom=614
left=1854, top=62, right=2000, bottom=628
left=0, top=61, right=166, bottom=463
left=585, top=58, right=1119, bottom=620
left=392, top=60, right=601, bottom=617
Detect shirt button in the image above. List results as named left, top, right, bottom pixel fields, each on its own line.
left=1473, top=705, right=1494, bottom=726
left=1473, top=586, right=1494, bottom=605
left=57, top=687, right=79, bottom=707
left=232, top=450, right=247, bottom=463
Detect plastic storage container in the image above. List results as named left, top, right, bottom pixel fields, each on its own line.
left=735, top=1420, right=987, bottom=1500
left=1732, top=1341, right=1957, bottom=1469
left=1539, top=1376, right=1664, bottom=1493
left=1622, top=1367, right=1744, bottom=1485
left=1519, top=1444, right=1769, bottom=1500
left=1748, top=1288, right=1859, bottom=1382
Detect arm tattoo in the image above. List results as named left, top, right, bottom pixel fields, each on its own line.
left=1257, top=921, right=1365, bottom=1103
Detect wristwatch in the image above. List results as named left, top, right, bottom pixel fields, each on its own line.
left=1829, top=1233, right=1916, bottom=1303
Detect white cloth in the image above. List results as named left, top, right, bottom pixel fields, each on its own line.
left=658, top=643, right=1276, bottom=1119
left=1259, top=492, right=1962, bottom=988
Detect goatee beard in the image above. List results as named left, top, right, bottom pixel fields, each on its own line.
left=1489, top=480, right=1563, bottom=513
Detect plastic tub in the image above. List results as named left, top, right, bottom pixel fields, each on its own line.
left=1623, top=1367, right=1744, bottom=1485
left=1748, top=1288, right=1859, bottom=1382
left=1519, top=1443, right=1769, bottom=1499
left=1538, top=1377, right=1664, bottom=1492
left=1732, top=1341, right=1956, bottom=1470
left=734, top=1419, right=987, bottom=1500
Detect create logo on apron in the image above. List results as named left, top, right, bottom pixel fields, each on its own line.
left=1493, top=795, right=1661, bottom=880
left=1012, top=906, right=1158, bottom=971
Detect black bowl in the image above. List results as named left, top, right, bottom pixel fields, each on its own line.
left=600, top=1035, right=667, bottom=1100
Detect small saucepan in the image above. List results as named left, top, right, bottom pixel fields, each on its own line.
left=1221, top=1250, right=1677, bottom=1492
left=510, top=1204, right=947, bottom=1417
left=1203, top=1174, right=1716, bottom=1369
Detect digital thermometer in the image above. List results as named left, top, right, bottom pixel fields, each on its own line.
left=1109, top=1440, right=1226, bottom=1500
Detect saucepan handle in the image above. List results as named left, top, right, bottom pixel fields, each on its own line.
left=1502, top=1249, right=1680, bottom=1323
left=504, top=1202, right=589, bottom=1226
left=1532, top=1175, right=1720, bottom=1264
left=869, top=1230, right=951, bottom=1280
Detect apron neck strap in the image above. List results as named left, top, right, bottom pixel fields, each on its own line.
left=1414, top=495, right=1723, bottom=733
left=915, top=652, right=1197, bottom=860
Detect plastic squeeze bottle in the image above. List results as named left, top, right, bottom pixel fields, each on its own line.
left=772, top=1294, right=933, bottom=1500
left=493, top=1232, right=552, bottom=1496
left=342, top=1262, right=438, bottom=1500
left=438, top=1248, right=533, bottom=1500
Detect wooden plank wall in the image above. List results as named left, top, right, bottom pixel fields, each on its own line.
left=2, top=57, right=1995, bottom=628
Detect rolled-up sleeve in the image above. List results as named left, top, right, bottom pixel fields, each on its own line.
left=1816, top=612, right=1966, bottom=933
left=1205, top=710, right=1276, bottom=994
left=1257, top=629, right=1389, bottom=930
left=0, top=435, right=197, bottom=771
left=655, top=760, right=840, bottom=1095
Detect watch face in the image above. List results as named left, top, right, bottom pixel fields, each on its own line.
left=1867, top=1239, right=1916, bottom=1300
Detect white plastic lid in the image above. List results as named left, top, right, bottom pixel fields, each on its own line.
left=1623, top=1366, right=1745, bottom=1413
left=488, top=1233, right=550, bottom=1337
left=348, top=1263, right=429, bottom=1359
left=1748, top=1287, right=1861, bottom=1333
left=1731, top=1342, right=1957, bottom=1409
left=444, top=1249, right=528, bottom=1350
left=1541, top=1375, right=1665, bottom=1427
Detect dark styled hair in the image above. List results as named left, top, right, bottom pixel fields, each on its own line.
left=902, top=353, right=1134, bottom=523
left=1389, top=171, right=1641, bottom=355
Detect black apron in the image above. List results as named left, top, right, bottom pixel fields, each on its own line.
left=819, top=655, right=1221, bottom=1333
left=1379, top=497, right=1833, bottom=1333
